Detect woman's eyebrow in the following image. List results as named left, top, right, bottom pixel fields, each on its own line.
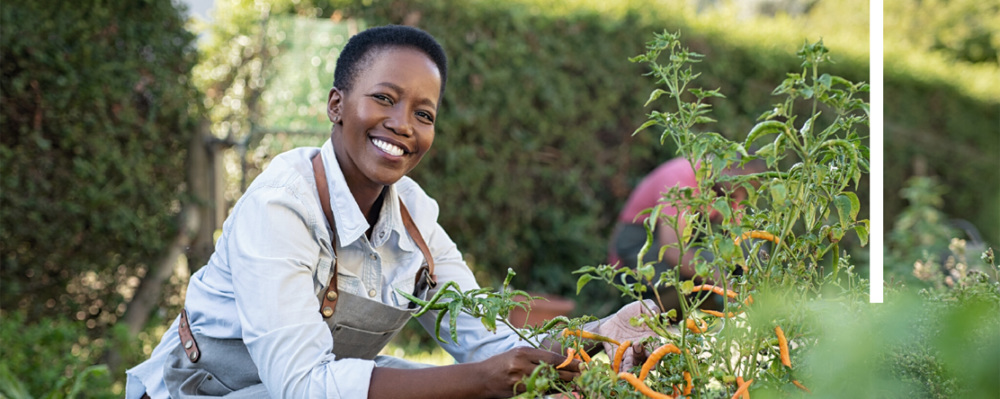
left=374, top=81, right=404, bottom=93
left=374, top=82, right=437, bottom=109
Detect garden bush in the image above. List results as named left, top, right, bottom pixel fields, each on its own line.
left=0, top=312, right=116, bottom=399
left=0, top=0, right=200, bottom=328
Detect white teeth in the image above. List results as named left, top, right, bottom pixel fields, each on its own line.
left=372, top=138, right=404, bottom=156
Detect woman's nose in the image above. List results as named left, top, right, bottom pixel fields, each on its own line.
left=383, top=109, right=413, bottom=137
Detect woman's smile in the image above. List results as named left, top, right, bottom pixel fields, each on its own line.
left=371, top=136, right=407, bottom=157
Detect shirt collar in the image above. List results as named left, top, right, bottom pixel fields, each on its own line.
left=320, top=140, right=414, bottom=252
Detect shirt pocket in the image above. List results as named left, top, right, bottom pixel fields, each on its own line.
left=336, top=272, right=362, bottom=296
left=389, top=275, right=418, bottom=307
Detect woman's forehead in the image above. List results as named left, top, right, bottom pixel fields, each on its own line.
left=358, top=46, right=441, bottom=81
left=352, top=47, right=442, bottom=102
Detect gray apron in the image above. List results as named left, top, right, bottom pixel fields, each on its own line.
left=162, top=153, right=437, bottom=398
left=162, top=289, right=431, bottom=398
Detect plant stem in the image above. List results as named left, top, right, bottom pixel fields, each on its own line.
left=501, top=318, right=540, bottom=349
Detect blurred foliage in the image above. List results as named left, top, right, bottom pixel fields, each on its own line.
left=0, top=312, right=117, bottom=399
left=886, top=177, right=958, bottom=266
left=0, top=0, right=200, bottom=332
left=786, top=270, right=999, bottom=399
left=0, top=308, right=170, bottom=398
left=883, top=0, right=1000, bottom=246
left=885, top=0, right=999, bottom=65
left=867, top=175, right=1000, bottom=399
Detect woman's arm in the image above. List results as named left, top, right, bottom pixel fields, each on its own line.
left=369, top=347, right=579, bottom=399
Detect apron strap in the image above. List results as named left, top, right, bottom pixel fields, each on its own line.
left=178, top=308, right=200, bottom=363
left=312, top=153, right=437, bottom=318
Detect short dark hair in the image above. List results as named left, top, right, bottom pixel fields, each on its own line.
left=333, top=25, right=448, bottom=99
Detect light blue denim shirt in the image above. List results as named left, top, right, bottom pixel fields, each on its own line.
left=126, top=140, right=530, bottom=398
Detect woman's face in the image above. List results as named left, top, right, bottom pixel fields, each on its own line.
left=328, top=46, right=441, bottom=190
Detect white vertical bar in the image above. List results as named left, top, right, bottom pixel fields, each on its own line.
left=869, top=0, right=884, bottom=303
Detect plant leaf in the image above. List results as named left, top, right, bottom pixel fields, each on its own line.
left=644, top=88, right=669, bottom=107
left=576, top=274, right=594, bottom=295
left=770, top=181, right=787, bottom=205
left=633, top=119, right=658, bottom=136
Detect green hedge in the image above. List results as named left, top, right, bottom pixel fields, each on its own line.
left=0, top=0, right=199, bottom=324
left=883, top=52, right=999, bottom=247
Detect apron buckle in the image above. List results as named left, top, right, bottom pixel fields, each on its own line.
left=408, top=265, right=436, bottom=309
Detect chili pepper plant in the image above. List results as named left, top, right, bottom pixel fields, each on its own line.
left=405, top=31, right=871, bottom=398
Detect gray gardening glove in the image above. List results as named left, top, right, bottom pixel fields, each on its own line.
left=588, top=299, right=660, bottom=372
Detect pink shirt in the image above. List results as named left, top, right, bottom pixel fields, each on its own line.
left=617, top=157, right=699, bottom=224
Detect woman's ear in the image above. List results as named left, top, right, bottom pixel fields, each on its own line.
left=327, top=87, right=343, bottom=124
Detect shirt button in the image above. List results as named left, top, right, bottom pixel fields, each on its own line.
left=368, top=289, right=377, bottom=297
left=370, top=253, right=377, bottom=260
left=378, top=231, right=385, bottom=238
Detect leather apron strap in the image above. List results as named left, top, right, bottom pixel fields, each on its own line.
left=177, top=308, right=200, bottom=363
left=312, top=153, right=437, bottom=318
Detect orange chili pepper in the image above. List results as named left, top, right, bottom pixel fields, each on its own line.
left=734, top=230, right=779, bottom=245
left=791, top=379, right=811, bottom=393
left=562, top=328, right=621, bottom=345
left=731, top=378, right=753, bottom=399
left=691, top=284, right=738, bottom=300
left=639, top=343, right=681, bottom=381
left=612, top=340, right=632, bottom=373
left=691, top=284, right=754, bottom=305
left=683, top=371, right=693, bottom=395
left=556, top=347, right=576, bottom=369
left=576, top=344, right=592, bottom=363
left=735, top=377, right=748, bottom=399
left=619, top=372, right=675, bottom=399
left=775, top=325, right=791, bottom=367
left=701, top=309, right=741, bottom=318
left=685, top=317, right=708, bottom=334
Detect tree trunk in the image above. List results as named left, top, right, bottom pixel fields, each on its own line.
left=106, top=120, right=212, bottom=372
left=118, top=207, right=199, bottom=336
left=187, top=122, right=225, bottom=272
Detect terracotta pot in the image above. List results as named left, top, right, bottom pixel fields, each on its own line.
left=508, top=292, right=576, bottom=328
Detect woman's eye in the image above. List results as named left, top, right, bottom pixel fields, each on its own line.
left=416, top=111, right=434, bottom=123
left=372, top=94, right=393, bottom=105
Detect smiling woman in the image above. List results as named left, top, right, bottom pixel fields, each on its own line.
left=124, top=25, right=661, bottom=399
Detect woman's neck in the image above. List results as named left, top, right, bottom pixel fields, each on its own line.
left=345, top=177, right=387, bottom=232
left=331, top=137, right=387, bottom=227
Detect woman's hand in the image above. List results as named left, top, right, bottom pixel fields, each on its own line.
left=478, top=346, right=580, bottom=398
left=369, top=347, right=578, bottom=399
